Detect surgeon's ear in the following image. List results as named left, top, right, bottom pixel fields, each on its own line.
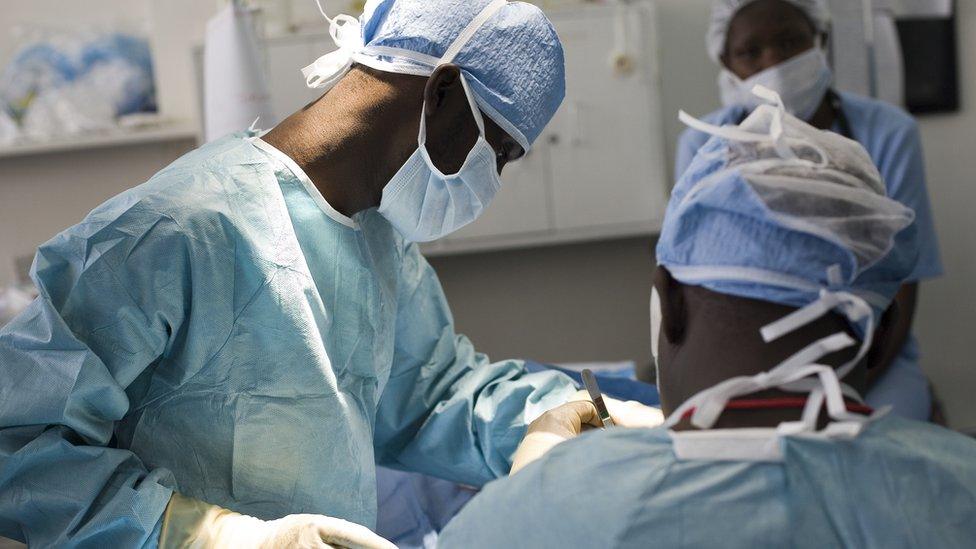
left=424, top=64, right=463, bottom=117
left=653, top=267, right=686, bottom=346
left=423, top=63, right=480, bottom=175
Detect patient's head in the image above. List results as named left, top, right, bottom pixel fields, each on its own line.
left=651, top=266, right=864, bottom=417
left=652, top=103, right=919, bottom=423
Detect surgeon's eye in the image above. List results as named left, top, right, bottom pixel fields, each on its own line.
left=496, top=142, right=524, bottom=164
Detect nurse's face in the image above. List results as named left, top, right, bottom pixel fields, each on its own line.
left=722, top=0, right=819, bottom=80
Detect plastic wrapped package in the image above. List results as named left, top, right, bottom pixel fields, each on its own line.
left=0, top=39, right=79, bottom=119
left=79, top=32, right=156, bottom=115
left=22, top=59, right=145, bottom=138
left=0, top=27, right=156, bottom=140
left=0, top=108, right=17, bottom=144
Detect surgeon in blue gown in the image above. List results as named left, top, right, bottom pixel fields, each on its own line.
left=0, top=2, right=670, bottom=547
left=673, top=0, right=943, bottom=421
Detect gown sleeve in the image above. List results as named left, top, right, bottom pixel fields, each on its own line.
left=0, top=206, right=189, bottom=547
left=373, top=243, right=577, bottom=486
left=873, top=118, right=944, bottom=281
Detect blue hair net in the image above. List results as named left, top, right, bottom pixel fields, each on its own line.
left=658, top=102, right=918, bottom=337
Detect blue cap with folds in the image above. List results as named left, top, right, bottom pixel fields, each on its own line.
left=657, top=116, right=919, bottom=335
left=355, top=0, right=565, bottom=151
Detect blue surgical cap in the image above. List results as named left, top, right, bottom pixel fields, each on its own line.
left=312, top=0, right=565, bottom=151
left=658, top=104, right=918, bottom=336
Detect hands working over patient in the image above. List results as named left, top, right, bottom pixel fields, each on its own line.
left=510, top=391, right=664, bottom=474
left=160, top=493, right=397, bottom=549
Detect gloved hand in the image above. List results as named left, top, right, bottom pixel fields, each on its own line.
left=510, top=399, right=602, bottom=474
left=569, top=389, right=665, bottom=428
left=159, top=492, right=397, bottom=549
left=509, top=391, right=664, bottom=474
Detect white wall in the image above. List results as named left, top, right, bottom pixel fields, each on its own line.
left=654, top=0, right=720, bottom=174
left=431, top=237, right=656, bottom=371
left=912, top=1, right=976, bottom=431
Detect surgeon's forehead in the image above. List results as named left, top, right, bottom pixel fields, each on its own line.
left=727, top=0, right=817, bottom=40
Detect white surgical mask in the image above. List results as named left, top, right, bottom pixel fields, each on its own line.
left=378, top=75, right=501, bottom=242
left=718, top=45, right=832, bottom=121
left=301, top=0, right=509, bottom=243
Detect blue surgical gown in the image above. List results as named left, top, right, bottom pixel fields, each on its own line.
left=0, top=134, right=576, bottom=547
left=373, top=363, right=662, bottom=549
left=674, top=92, right=943, bottom=420
left=439, top=415, right=976, bottom=548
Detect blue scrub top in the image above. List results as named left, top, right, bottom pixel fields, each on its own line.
left=674, top=92, right=943, bottom=420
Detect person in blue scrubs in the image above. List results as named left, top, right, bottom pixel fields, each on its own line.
left=438, top=99, right=976, bottom=549
left=0, top=2, right=660, bottom=547
left=673, top=0, right=943, bottom=421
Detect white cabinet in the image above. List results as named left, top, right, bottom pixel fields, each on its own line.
left=259, top=2, right=669, bottom=255
left=265, top=37, right=322, bottom=119
left=546, top=4, right=667, bottom=234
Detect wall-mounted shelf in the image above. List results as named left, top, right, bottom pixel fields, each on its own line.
left=0, top=120, right=198, bottom=160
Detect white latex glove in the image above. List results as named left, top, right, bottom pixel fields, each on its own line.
left=569, top=389, right=665, bottom=429
left=159, top=493, right=397, bottom=549
left=510, top=399, right=602, bottom=475
left=509, top=391, right=664, bottom=475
